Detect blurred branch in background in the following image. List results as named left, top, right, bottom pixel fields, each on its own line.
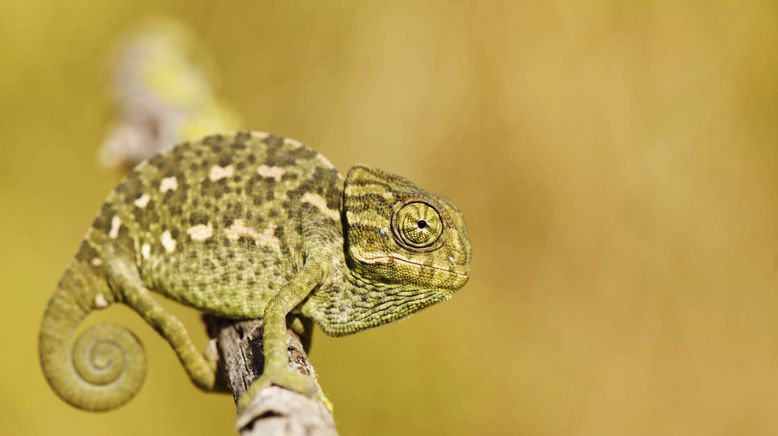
left=98, top=17, right=242, bottom=170
left=98, top=16, right=336, bottom=435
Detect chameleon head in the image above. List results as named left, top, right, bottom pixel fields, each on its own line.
left=343, top=165, right=471, bottom=290
left=307, top=165, right=471, bottom=336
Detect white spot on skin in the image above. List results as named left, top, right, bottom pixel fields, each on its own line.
left=159, top=176, right=178, bottom=193
left=94, top=294, right=109, bottom=308
left=91, top=257, right=102, bottom=266
left=315, top=153, right=335, bottom=169
left=257, top=165, right=286, bottom=181
left=141, top=243, right=151, bottom=259
left=161, top=230, right=176, bottom=253
left=224, top=220, right=281, bottom=254
left=285, top=138, right=304, bottom=148
left=134, top=194, right=151, bottom=208
left=382, top=191, right=394, bottom=201
left=109, top=216, right=121, bottom=239
left=301, top=192, right=340, bottom=221
left=187, top=223, right=213, bottom=241
left=209, top=164, right=234, bottom=181
left=379, top=228, right=389, bottom=237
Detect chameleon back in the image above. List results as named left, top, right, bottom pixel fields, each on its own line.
left=97, top=131, right=342, bottom=317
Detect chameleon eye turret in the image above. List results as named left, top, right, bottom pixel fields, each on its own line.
left=392, top=201, right=444, bottom=250
left=39, top=131, right=471, bottom=411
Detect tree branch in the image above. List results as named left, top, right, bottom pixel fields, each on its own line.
left=204, top=316, right=337, bottom=436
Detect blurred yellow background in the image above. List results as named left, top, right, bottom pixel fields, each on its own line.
left=2, top=1, right=778, bottom=435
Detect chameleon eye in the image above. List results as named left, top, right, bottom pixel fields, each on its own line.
left=392, top=202, right=444, bottom=250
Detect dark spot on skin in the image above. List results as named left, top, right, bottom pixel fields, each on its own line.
left=248, top=154, right=256, bottom=164
left=93, top=203, right=115, bottom=232
left=117, top=172, right=143, bottom=198
left=148, top=155, right=165, bottom=168
left=219, top=156, right=232, bottom=167
left=266, top=190, right=275, bottom=201
left=76, top=241, right=99, bottom=263
left=231, top=142, right=246, bottom=150
left=236, top=162, right=246, bottom=171
left=190, top=214, right=208, bottom=225
left=281, top=172, right=298, bottom=181
left=264, top=135, right=284, bottom=148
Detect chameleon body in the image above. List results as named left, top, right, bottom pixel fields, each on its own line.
left=39, top=131, right=471, bottom=411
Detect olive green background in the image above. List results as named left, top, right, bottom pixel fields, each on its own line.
left=2, top=1, right=778, bottom=435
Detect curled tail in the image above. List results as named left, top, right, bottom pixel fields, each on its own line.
left=39, top=263, right=146, bottom=411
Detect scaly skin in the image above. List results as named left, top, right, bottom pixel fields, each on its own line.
left=39, top=131, right=472, bottom=411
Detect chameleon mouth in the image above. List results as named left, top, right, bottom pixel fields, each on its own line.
left=362, top=255, right=469, bottom=278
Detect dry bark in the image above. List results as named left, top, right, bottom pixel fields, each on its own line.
left=204, top=316, right=338, bottom=436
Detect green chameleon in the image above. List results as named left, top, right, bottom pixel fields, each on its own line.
left=39, top=131, right=471, bottom=412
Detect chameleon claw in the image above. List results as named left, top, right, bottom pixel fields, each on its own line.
left=237, top=369, right=319, bottom=412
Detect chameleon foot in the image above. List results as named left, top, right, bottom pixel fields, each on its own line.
left=238, top=368, right=318, bottom=411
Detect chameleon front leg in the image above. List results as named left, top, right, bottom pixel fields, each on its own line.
left=108, top=260, right=217, bottom=391
left=237, top=262, right=325, bottom=411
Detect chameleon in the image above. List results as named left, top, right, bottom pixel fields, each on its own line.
left=39, top=131, right=472, bottom=412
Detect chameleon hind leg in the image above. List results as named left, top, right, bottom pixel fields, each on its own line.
left=108, top=260, right=218, bottom=391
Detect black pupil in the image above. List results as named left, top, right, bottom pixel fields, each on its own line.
left=417, top=220, right=427, bottom=229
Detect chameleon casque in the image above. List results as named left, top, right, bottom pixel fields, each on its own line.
left=39, top=131, right=471, bottom=411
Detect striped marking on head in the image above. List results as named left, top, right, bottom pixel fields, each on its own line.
left=345, top=209, right=390, bottom=229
